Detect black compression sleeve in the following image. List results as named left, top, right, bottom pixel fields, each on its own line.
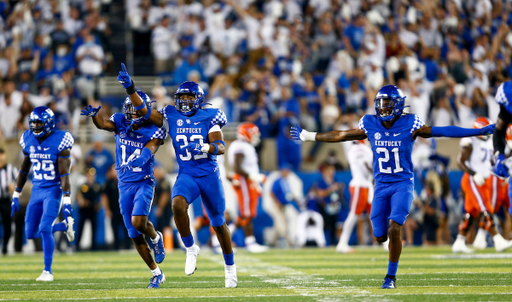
left=494, top=105, right=512, bottom=155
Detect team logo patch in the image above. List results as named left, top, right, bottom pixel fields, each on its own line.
left=177, top=119, right=183, bottom=126
left=119, top=131, right=126, bottom=138
left=385, top=132, right=389, bottom=136
left=30, top=146, right=35, bottom=153
left=374, top=132, right=381, bottom=140
left=186, top=119, right=191, bottom=124
left=37, top=146, right=41, bottom=150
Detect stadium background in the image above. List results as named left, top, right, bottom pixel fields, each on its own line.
left=0, top=0, right=511, bottom=251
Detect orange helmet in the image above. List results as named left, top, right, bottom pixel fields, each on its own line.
left=506, top=124, right=512, bottom=149
left=473, top=117, right=492, bottom=140
left=237, top=122, right=260, bottom=145
left=473, top=117, right=492, bottom=129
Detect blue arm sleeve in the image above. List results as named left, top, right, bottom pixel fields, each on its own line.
left=430, top=126, right=482, bottom=137
left=131, top=147, right=153, bottom=166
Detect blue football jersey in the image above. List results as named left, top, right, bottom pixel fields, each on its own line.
left=20, top=130, right=74, bottom=188
left=495, top=81, right=512, bottom=114
left=110, top=113, right=167, bottom=183
left=161, top=106, right=227, bottom=177
left=358, top=114, right=424, bottom=183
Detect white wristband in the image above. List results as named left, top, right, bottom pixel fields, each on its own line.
left=303, top=131, right=317, bottom=142
left=63, top=196, right=71, bottom=205
left=13, top=191, right=20, bottom=198
left=201, top=144, right=210, bottom=153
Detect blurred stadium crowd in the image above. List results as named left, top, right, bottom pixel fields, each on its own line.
left=1, top=0, right=512, bottom=252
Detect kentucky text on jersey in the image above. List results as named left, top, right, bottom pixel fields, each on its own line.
left=374, top=140, right=402, bottom=147
left=29, top=153, right=52, bottom=159
left=119, top=138, right=145, bottom=148
left=176, top=128, right=203, bottom=134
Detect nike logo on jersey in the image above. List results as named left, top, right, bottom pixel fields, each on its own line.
left=393, top=133, right=401, bottom=137
left=44, top=147, right=50, bottom=151
left=137, top=135, right=143, bottom=139
left=194, top=122, right=201, bottom=125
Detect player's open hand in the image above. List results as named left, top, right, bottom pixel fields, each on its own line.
left=81, top=105, right=101, bottom=117
left=182, top=142, right=203, bottom=156
left=290, top=124, right=303, bottom=140
left=494, top=153, right=509, bottom=178
left=117, top=63, right=133, bottom=89
left=11, top=196, right=20, bottom=217
left=479, top=124, right=495, bottom=136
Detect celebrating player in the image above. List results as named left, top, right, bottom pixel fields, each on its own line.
left=291, top=85, right=495, bottom=289
left=80, top=93, right=167, bottom=289
left=452, top=117, right=512, bottom=253
left=11, top=106, right=75, bottom=281
left=227, top=122, right=268, bottom=253
left=117, top=63, right=237, bottom=288
left=336, top=139, right=373, bottom=253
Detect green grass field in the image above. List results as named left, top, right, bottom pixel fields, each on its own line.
left=2, top=246, right=512, bottom=301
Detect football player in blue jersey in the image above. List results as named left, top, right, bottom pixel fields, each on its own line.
left=117, top=63, right=238, bottom=288
left=80, top=92, right=167, bottom=289
left=291, top=85, right=495, bottom=289
left=10, top=106, right=75, bottom=282
left=492, top=80, right=512, bottom=221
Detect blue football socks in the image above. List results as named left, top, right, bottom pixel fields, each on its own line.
left=223, top=252, right=234, bottom=266
left=387, top=260, right=399, bottom=278
left=52, top=222, right=67, bottom=233
left=41, top=231, right=55, bottom=273
left=182, top=234, right=194, bottom=248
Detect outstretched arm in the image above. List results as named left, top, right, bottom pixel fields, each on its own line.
left=81, top=105, right=117, bottom=132
left=290, top=124, right=367, bottom=142
left=117, top=63, right=164, bottom=127
left=413, top=124, right=495, bottom=140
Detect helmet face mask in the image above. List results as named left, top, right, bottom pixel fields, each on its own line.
left=174, top=81, right=205, bottom=116
left=29, top=107, right=55, bottom=138
left=374, top=85, right=406, bottom=122
left=124, top=91, right=151, bottom=127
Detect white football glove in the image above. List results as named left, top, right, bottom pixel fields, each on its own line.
left=249, top=173, right=266, bottom=184
left=473, top=173, right=486, bottom=186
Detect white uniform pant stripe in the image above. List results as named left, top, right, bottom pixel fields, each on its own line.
left=350, top=186, right=360, bottom=215
left=469, top=176, right=487, bottom=212
left=240, top=176, right=250, bottom=217
left=491, top=176, right=498, bottom=210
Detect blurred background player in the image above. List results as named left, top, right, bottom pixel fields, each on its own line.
left=291, top=85, right=495, bottom=289
left=153, top=164, right=172, bottom=241
left=11, top=106, right=74, bottom=281
left=118, top=64, right=237, bottom=288
left=80, top=91, right=167, bottom=288
left=0, top=148, right=17, bottom=255
left=336, top=140, right=373, bottom=253
left=453, top=117, right=512, bottom=253
left=227, top=122, right=268, bottom=253
left=76, top=168, right=101, bottom=251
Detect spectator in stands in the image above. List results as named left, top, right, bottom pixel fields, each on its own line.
left=172, top=47, right=203, bottom=85
left=151, top=15, right=178, bottom=75
left=75, top=33, right=105, bottom=104
left=0, top=80, right=22, bottom=140
left=50, top=18, right=70, bottom=52
left=153, top=165, right=172, bottom=234
left=129, top=0, right=153, bottom=57
left=84, top=134, right=114, bottom=185
left=276, top=87, right=301, bottom=170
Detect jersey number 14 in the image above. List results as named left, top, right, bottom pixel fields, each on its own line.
left=120, top=145, right=142, bottom=172
left=376, top=147, right=403, bottom=174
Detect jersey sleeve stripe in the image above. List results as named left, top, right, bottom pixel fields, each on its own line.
left=150, top=128, right=167, bottom=140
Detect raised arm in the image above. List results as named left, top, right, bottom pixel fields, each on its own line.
left=117, top=63, right=164, bottom=127
left=11, top=156, right=32, bottom=216
left=81, top=105, right=117, bottom=132
left=58, top=148, right=73, bottom=219
left=413, top=124, right=495, bottom=140
left=290, top=124, right=367, bottom=142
